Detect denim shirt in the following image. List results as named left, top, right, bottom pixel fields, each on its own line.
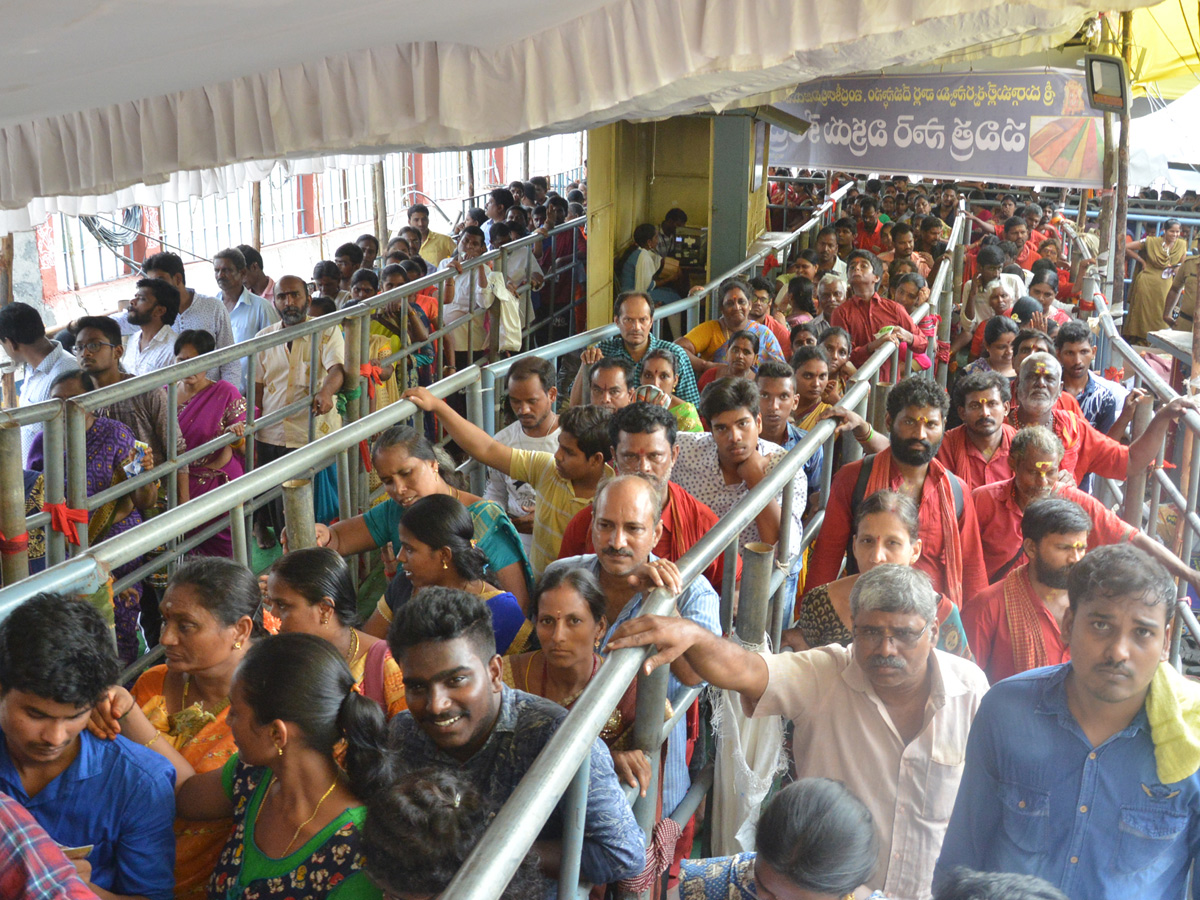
left=935, top=664, right=1200, bottom=900
left=546, top=553, right=722, bottom=816
left=388, top=686, right=644, bottom=886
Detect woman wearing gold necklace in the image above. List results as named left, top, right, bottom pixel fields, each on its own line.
left=384, top=494, right=532, bottom=656
left=169, top=634, right=384, bottom=899
left=264, top=547, right=406, bottom=717
left=88, top=557, right=260, bottom=899
left=503, top=567, right=652, bottom=798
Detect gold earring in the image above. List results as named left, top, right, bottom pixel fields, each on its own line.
left=442, top=560, right=449, bottom=570
left=233, top=640, right=243, bottom=650
left=276, top=744, right=283, bottom=757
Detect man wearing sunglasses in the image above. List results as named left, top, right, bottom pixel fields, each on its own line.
left=608, top=563, right=989, bottom=900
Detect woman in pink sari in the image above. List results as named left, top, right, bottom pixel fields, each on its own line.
left=175, top=330, right=247, bottom=557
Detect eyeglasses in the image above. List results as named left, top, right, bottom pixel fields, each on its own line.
left=74, top=341, right=119, bottom=355
left=852, top=622, right=930, bottom=648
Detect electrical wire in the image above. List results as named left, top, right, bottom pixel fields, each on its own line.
left=79, top=206, right=141, bottom=250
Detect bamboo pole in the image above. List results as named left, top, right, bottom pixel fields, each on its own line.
left=251, top=182, right=262, bottom=250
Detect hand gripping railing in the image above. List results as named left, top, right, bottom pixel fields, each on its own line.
left=0, top=368, right=484, bottom=616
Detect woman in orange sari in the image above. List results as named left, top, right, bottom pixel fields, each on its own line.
left=88, top=556, right=262, bottom=899
left=263, top=547, right=406, bottom=717
left=503, top=567, right=651, bottom=797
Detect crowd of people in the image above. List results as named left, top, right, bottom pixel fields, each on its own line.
left=0, top=174, right=1197, bottom=900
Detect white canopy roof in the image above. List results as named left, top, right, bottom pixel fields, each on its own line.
left=1129, top=85, right=1200, bottom=190
left=0, top=0, right=1155, bottom=230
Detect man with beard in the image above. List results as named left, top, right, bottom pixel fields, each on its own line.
left=855, top=196, right=886, bottom=254
left=831, top=250, right=924, bottom=381
left=809, top=375, right=986, bottom=608
left=1054, top=320, right=1136, bottom=437
left=936, top=370, right=1017, bottom=491
left=484, top=357, right=560, bottom=553
left=1010, top=352, right=1197, bottom=487
left=813, top=226, right=847, bottom=278
left=557, top=402, right=737, bottom=593
left=936, top=545, right=1200, bottom=900
left=608, top=564, right=989, bottom=900
left=120, top=278, right=180, bottom=377
left=962, top=497, right=1089, bottom=683
left=971, top=426, right=1200, bottom=593
left=877, top=222, right=931, bottom=292
left=386, top=587, right=644, bottom=888
left=251, top=276, right=344, bottom=548
left=546, top=475, right=719, bottom=833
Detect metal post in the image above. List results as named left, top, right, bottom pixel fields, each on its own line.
left=230, top=502, right=248, bottom=567
left=65, top=401, right=90, bottom=554
left=43, top=410, right=66, bottom=565
left=1120, top=399, right=1155, bottom=526
left=342, top=314, right=363, bottom=516
left=466, top=380, right=486, bottom=495
left=307, top=327, right=320, bottom=445
left=735, top=542, right=773, bottom=644
left=719, top=541, right=738, bottom=635
left=166, top=381, right=179, bottom=510
left=629, top=664, right=669, bottom=837
left=282, top=479, right=316, bottom=550
left=0, top=425, right=29, bottom=585
left=770, top=472, right=796, bottom=648
left=556, top=754, right=590, bottom=900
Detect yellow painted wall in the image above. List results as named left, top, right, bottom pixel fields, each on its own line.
left=747, top=122, right=769, bottom=247
left=586, top=115, right=767, bottom=329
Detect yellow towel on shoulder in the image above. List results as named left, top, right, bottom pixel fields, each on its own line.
left=1146, top=662, right=1200, bottom=785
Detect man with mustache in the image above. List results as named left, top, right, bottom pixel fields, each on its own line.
left=1011, top=352, right=1199, bottom=488
left=546, top=476, right=719, bottom=828
left=386, top=587, right=644, bottom=889
left=936, top=545, right=1200, bottom=900
left=608, top=564, right=989, bottom=900
left=593, top=291, right=699, bottom=405
left=556, top=402, right=736, bottom=593
left=831, top=249, right=924, bottom=382
left=936, top=370, right=1017, bottom=492
left=971, top=426, right=1200, bottom=592
left=808, top=375, right=987, bottom=610
left=251, top=275, right=345, bottom=548
left=962, top=496, right=1090, bottom=683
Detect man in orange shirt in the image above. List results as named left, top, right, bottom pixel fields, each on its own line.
left=962, top=496, right=1085, bottom=684
left=1009, top=351, right=1199, bottom=486
left=936, top=370, right=1016, bottom=492
left=808, top=376, right=986, bottom=608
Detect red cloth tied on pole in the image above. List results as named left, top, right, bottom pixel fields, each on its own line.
left=45, top=502, right=88, bottom=545
left=359, top=440, right=373, bottom=472
left=359, top=363, right=384, bottom=401
left=0, top=531, right=29, bottom=556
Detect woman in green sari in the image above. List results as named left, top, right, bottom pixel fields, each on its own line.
left=314, top=424, right=533, bottom=629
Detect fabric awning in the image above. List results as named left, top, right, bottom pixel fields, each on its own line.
left=0, top=0, right=1157, bottom=231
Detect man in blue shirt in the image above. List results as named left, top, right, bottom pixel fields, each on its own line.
left=386, top=586, right=644, bottom=889
left=0, top=593, right=176, bottom=900
left=935, top=544, right=1200, bottom=900
left=546, top=474, right=721, bottom=818
left=756, top=359, right=823, bottom=507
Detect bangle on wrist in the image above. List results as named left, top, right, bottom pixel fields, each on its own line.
left=117, top=707, right=133, bottom=722
left=143, top=732, right=161, bottom=748
left=856, top=425, right=874, bottom=444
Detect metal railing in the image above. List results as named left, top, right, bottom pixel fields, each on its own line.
left=0, top=178, right=974, bottom=900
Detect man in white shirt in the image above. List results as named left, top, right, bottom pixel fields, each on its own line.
left=252, top=275, right=344, bottom=548
left=214, top=247, right=277, bottom=392
left=483, top=358, right=560, bottom=553
left=0, top=302, right=78, bottom=463
left=608, top=564, right=989, bottom=900
left=121, top=278, right=179, bottom=377
left=135, top=251, right=240, bottom=386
